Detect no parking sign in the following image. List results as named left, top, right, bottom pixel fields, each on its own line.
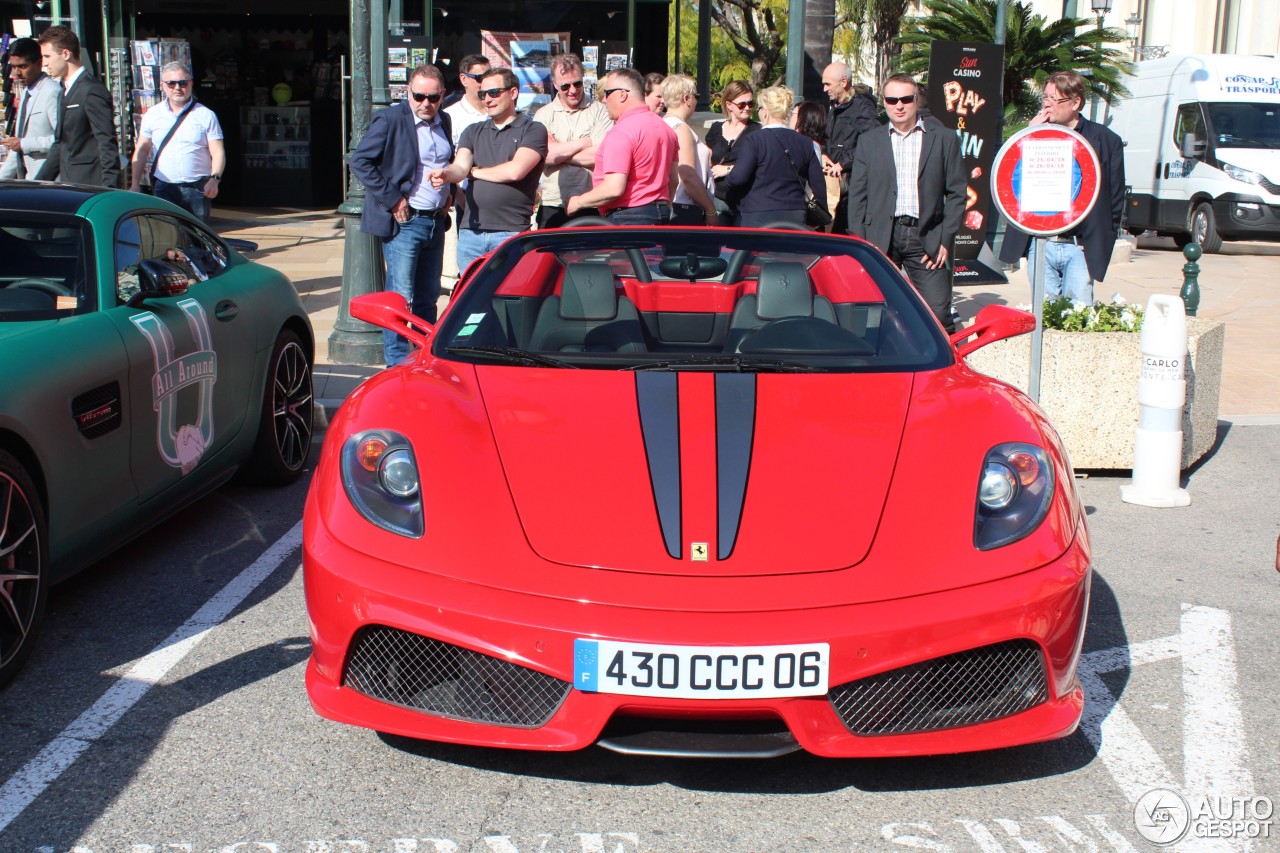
left=992, top=124, right=1100, bottom=236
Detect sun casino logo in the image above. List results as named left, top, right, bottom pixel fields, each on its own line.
left=130, top=298, right=218, bottom=475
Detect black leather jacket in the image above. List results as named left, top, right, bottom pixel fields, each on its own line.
left=824, top=93, right=880, bottom=172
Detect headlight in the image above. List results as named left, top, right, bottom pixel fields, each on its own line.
left=1222, top=163, right=1262, bottom=185
left=341, top=430, right=423, bottom=537
left=973, top=443, right=1054, bottom=550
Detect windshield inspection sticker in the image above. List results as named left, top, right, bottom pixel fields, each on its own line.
left=130, top=298, right=218, bottom=475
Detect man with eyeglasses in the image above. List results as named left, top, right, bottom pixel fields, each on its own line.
left=0, top=38, right=58, bottom=180
left=821, top=62, right=879, bottom=235
left=532, top=53, right=612, bottom=228
left=429, top=67, right=548, bottom=274
left=565, top=67, right=677, bottom=225
left=33, top=25, right=120, bottom=188
left=129, top=63, right=224, bottom=223
left=848, top=73, right=965, bottom=333
left=999, top=71, right=1126, bottom=305
left=350, top=64, right=457, bottom=366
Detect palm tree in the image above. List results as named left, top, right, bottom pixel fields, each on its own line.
left=839, top=0, right=914, bottom=91
left=897, top=0, right=1132, bottom=126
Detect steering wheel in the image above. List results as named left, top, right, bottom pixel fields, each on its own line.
left=737, top=316, right=874, bottom=356
left=12, top=278, right=72, bottom=297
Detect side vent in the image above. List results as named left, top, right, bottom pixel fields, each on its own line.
left=72, top=382, right=123, bottom=439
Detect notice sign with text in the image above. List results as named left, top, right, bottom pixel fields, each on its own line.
left=1019, top=139, right=1074, bottom=211
left=992, top=124, right=1100, bottom=237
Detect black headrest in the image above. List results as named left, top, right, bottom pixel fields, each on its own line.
left=756, top=262, right=814, bottom=320
left=560, top=262, right=618, bottom=321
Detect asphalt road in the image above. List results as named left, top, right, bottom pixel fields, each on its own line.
left=1, top=423, right=1277, bottom=853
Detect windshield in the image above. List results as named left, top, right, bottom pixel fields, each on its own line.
left=0, top=214, right=95, bottom=321
left=1207, top=102, right=1280, bottom=149
left=433, top=228, right=951, bottom=373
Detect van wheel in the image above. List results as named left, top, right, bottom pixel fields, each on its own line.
left=1191, top=203, right=1223, bottom=253
left=0, top=450, right=48, bottom=687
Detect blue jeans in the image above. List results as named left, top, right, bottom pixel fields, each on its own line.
left=606, top=202, right=671, bottom=225
left=382, top=213, right=446, bottom=366
left=1028, top=239, right=1094, bottom=304
left=154, top=180, right=212, bottom=224
left=457, top=229, right=518, bottom=281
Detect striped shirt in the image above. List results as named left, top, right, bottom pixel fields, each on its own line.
left=889, top=118, right=926, bottom=218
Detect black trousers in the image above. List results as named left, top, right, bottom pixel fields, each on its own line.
left=537, top=205, right=600, bottom=229
left=889, top=218, right=954, bottom=334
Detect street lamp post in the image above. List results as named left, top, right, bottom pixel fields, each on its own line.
left=329, top=0, right=386, bottom=365
left=1125, top=12, right=1143, bottom=62
left=1090, top=0, right=1112, bottom=120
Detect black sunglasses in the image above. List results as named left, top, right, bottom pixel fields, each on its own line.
left=162, top=79, right=192, bottom=88
left=478, top=87, right=510, bottom=100
left=411, top=91, right=443, bottom=103
left=463, top=72, right=487, bottom=82
left=731, top=99, right=754, bottom=109
left=558, top=80, right=585, bottom=92
left=602, top=87, right=627, bottom=99
left=883, top=94, right=916, bottom=105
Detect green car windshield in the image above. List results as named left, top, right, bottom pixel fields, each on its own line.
left=434, top=228, right=952, bottom=373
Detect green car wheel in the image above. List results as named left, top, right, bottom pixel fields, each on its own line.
left=246, top=329, right=315, bottom=485
left=0, top=449, right=48, bottom=688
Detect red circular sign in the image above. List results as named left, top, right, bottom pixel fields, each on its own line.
left=991, top=125, right=1100, bottom=236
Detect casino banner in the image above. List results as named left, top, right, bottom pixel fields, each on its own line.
left=927, top=40, right=1005, bottom=283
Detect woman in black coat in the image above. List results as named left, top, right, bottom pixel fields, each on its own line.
left=724, top=85, right=827, bottom=229
left=705, top=80, right=760, bottom=225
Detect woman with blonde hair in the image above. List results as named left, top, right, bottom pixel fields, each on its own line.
left=705, top=80, right=759, bottom=224
left=661, top=74, right=718, bottom=225
left=725, top=85, right=827, bottom=228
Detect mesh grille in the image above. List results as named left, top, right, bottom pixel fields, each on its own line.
left=342, top=625, right=571, bottom=727
left=829, top=640, right=1048, bottom=736
left=71, top=382, right=122, bottom=439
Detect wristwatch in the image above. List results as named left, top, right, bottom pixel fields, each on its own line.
left=209, top=175, right=222, bottom=182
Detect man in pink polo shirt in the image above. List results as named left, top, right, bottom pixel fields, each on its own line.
left=566, top=67, right=677, bottom=225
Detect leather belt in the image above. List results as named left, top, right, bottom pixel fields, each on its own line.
left=894, top=215, right=918, bottom=226
left=409, top=206, right=448, bottom=217
left=1048, top=234, right=1081, bottom=244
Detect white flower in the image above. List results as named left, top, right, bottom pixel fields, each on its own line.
left=1061, top=308, right=1073, bottom=319
left=1111, top=293, right=1127, bottom=305
left=1072, top=300, right=1089, bottom=312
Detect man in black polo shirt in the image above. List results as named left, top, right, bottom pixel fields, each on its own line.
left=429, top=67, right=548, bottom=274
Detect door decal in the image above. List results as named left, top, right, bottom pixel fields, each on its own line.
left=130, top=298, right=218, bottom=475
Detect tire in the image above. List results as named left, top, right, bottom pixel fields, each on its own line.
left=1191, top=202, right=1224, bottom=253
left=247, top=329, right=314, bottom=485
left=0, top=449, right=48, bottom=688
left=1172, top=233, right=1193, bottom=248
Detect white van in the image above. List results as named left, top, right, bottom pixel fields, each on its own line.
left=1103, top=54, right=1280, bottom=252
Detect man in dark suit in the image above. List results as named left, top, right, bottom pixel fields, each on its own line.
left=848, top=73, right=966, bottom=333
left=999, top=71, right=1126, bottom=305
left=349, top=64, right=455, bottom=366
left=33, top=25, right=120, bottom=188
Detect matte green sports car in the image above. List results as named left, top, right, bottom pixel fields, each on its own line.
left=0, top=182, right=315, bottom=685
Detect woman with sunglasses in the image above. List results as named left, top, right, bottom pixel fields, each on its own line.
left=705, top=80, right=759, bottom=225
left=723, top=85, right=826, bottom=229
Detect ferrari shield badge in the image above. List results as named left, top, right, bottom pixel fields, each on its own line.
left=691, top=542, right=709, bottom=561
left=131, top=298, right=218, bottom=475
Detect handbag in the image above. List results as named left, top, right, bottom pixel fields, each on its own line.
left=774, top=135, right=833, bottom=229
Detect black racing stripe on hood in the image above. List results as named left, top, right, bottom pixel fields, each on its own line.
left=636, top=372, right=681, bottom=559
left=716, top=373, right=755, bottom=560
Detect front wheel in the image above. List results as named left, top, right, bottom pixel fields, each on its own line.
left=246, top=329, right=314, bottom=485
left=0, top=449, right=48, bottom=687
left=1191, top=203, right=1224, bottom=253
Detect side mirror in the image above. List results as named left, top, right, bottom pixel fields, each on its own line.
left=351, top=291, right=434, bottom=351
left=1181, top=132, right=1205, bottom=158
left=127, top=258, right=191, bottom=307
left=950, top=304, right=1036, bottom=358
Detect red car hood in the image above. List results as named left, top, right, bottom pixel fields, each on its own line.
left=477, top=369, right=914, bottom=576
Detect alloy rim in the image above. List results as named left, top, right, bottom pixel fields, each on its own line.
left=0, top=473, right=41, bottom=670
left=273, top=341, right=314, bottom=472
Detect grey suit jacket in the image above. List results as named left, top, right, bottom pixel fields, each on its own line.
left=34, top=71, right=121, bottom=188
left=0, top=75, right=58, bottom=180
left=847, top=118, right=966, bottom=259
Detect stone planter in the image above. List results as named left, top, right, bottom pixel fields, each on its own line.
left=964, top=318, right=1225, bottom=470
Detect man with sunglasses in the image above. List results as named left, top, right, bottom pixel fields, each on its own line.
left=350, top=64, right=456, bottom=366
left=129, top=63, right=224, bottom=223
left=532, top=53, right=612, bottom=228
left=999, top=71, right=1126, bottom=305
left=821, top=62, right=879, bottom=235
left=848, top=73, right=966, bottom=333
left=33, top=25, right=120, bottom=188
left=429, top=67, right=548, bottom=274
left=565, top=67, right=676, bottom=225
left=0, top=38, right=57, bottom=180
left=444, top=54, right=490, bottom=147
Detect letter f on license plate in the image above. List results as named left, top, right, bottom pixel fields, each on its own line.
left=573, top=639, right=830, bottom=699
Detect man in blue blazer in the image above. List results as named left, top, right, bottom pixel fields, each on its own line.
left=33, top=26, right=120, bottom=188
left=350, top=64, right=455, bottom=366
left=848, top=73, right=966, bottom=333
left=0, top=38, right=59, bottom=180
left=999, top=70, right=1126, bottom=305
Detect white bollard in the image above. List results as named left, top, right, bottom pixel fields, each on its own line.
left=1121, top=294, right=1191, bottom=507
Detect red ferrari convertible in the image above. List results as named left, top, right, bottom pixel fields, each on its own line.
left=303, top=226, right=1091, bottom=758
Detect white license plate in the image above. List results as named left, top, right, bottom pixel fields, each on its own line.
left=573, top=639, right=830, bottom=699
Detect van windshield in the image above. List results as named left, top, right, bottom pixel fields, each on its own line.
left=1208, top=102, right=1280, bottom=150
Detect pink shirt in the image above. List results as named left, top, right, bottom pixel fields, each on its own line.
left=592, top=104, right=677, bottom=212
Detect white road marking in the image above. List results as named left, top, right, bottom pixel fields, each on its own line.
left=0, top=522, right=303, bottom=835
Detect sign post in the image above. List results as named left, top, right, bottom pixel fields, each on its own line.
left=990, top=125, right=1101, bottom=401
